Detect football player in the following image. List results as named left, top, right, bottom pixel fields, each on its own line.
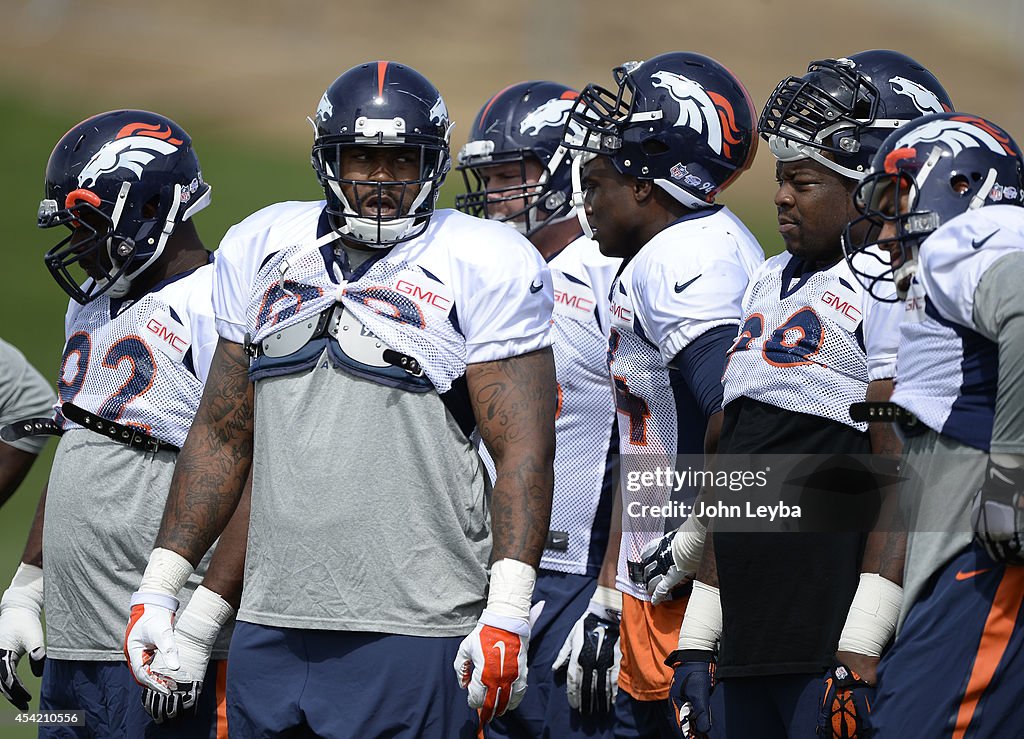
left=565, top=52, right=764, bottom=738
left=0, top=110, right=233, bottom=736
left=659, top=52, right=952, bottom=738
left=0, top=338, right=56, bottom=508
left=122, top=61, right=557, bottom=737
left=843, top=111, right=1024, bottom=736
left=457, top=80, right=621, bottom=738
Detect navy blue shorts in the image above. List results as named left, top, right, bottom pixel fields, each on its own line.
left=612, top=687, right=681, bottom=739
left=39, top=658, right=227, bottom=738
left=226, top=621, right=478, bottom=738
left=872, top=545, right=1024, bottom=737
left=487, top=570, right=615, bottom=739
left=709, top=673, right=823, bottom=738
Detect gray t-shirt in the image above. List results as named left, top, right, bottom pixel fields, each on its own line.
left=240, top=352, right=491, bottom=636
left=44, top=430, right=232, bottom=660
left=0, top=338, right=56, bottom=455
left=899, top=251, right=1024, bottom=627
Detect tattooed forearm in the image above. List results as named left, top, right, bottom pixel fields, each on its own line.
left=468, top=347, right=556, bottom=567
left=197, top=467, right=252, bottom=609
left=155, top=337, right=254, bottom=565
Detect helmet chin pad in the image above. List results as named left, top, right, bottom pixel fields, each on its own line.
left=326, top=176, right=433, bottom=249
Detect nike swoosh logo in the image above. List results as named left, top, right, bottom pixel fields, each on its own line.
left=493, top=640, right=506, bottom=676
left=955, top=568, right=992, bottom=581
left=674, top=274, right=702, bottom=293
left=530, top=281, right=544, bottom=293
left=972, top=230, right=999, bottom=249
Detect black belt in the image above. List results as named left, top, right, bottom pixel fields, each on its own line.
left=61, top=403, right=180, bottom=454
left=0, top=417, right=63, bottom=443
left=850, top=402, right=919, bottom=424
left=850, top=401, right=926, bottom=437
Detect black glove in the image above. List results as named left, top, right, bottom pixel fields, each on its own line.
left=971, top=460, right=1024, bottom=565
left=817, top=662, right=875, bottom=738
left=666, top=649, right=715, bottom=738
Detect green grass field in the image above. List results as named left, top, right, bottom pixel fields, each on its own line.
left=0, top=86, right=782, bottom=734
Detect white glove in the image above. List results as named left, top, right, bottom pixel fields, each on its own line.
left=0, top=564, right=46, bottom=711
left=123, top=548, right=195, bottom=694
left=553, top=585, right=621, bottom=714
left=454, top=559, right=534, bottom=722
left=143, top=586, right=234, bottom=723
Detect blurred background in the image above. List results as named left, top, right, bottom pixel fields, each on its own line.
left=0, top=0, right=1021, bottom=730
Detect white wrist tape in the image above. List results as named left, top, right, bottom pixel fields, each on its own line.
left=677, top=581, right=722, bottom=652
left=838, top=573, right=903, bottom=657
left=176, top=586, right=235, bottom=644
left=671, top=514, right=708, bottom=574
left=587, top=585, right=623, bottom=621
left=138, top=548, right=195, bottom=598
left=486, top=559, right=536, bottom=622
left=2, top=563, right=44, bottom=613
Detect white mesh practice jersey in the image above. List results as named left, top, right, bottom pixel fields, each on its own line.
left=609, top=206, right=764, bottom=599
left=214, top=200, right=552, bottom=389
left=892, top=206, right=1024, bottom=451
left=722, top=253, right=871, bottom=431
left=486, top=235, right=621, bottom=576
left=55, top=261, right=217, bottom=447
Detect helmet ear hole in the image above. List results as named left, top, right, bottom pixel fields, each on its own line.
left=641, top=139, right=670, bottom=155
left=142, top=196, right=161, bottom=219
left=950, top=174, right=971, bottom=195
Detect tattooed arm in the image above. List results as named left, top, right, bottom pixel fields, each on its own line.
left=155, top=337, right=254, bottom=566
left=467, top=347, right=556, bottom=568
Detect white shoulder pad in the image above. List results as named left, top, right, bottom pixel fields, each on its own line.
left=918, top=206, right=1024, bottom=330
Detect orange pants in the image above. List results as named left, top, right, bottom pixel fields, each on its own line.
left=618, top=592, right=689, bottom=700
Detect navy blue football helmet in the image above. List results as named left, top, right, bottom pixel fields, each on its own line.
left=564, top=52, right=758, bottom=211
left=843, top=112, right=1024, bottom=300
left=311, top=61, right=452, bottom=248
left=759, top=50, right=953, bottom=181
left=456, top=81, right=578, bottom=236
left=38, top=110, right=210, bottom=304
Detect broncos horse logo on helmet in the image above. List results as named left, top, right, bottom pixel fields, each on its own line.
left=518, top=96, right=576, bottom=137
left=650, top=70, right=745, bottom=161
left=890, top=116, right=1017, bottom=158
left=888, top=76, right=948, bottom=115
left=78, top=136, right=181, bottom=187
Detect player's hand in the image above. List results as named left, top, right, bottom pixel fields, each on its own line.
left=552, top=585, right=621, bottom=714
left=0, top=565, right=46, bottom=710
left=124, top=592, right=181, bottom=694
left=971, top=460, right=1024, bottom=565
left=817, top=661, right=875, bottom=738
left=639, top=531, right=690, bottom=605
left=140, top=585, right=234, bottom=723
left=455, top=609, right=530, bottom=722
left=666, top=650, right=715, bottom=738
left=142, top=678, right=201, bottom=723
